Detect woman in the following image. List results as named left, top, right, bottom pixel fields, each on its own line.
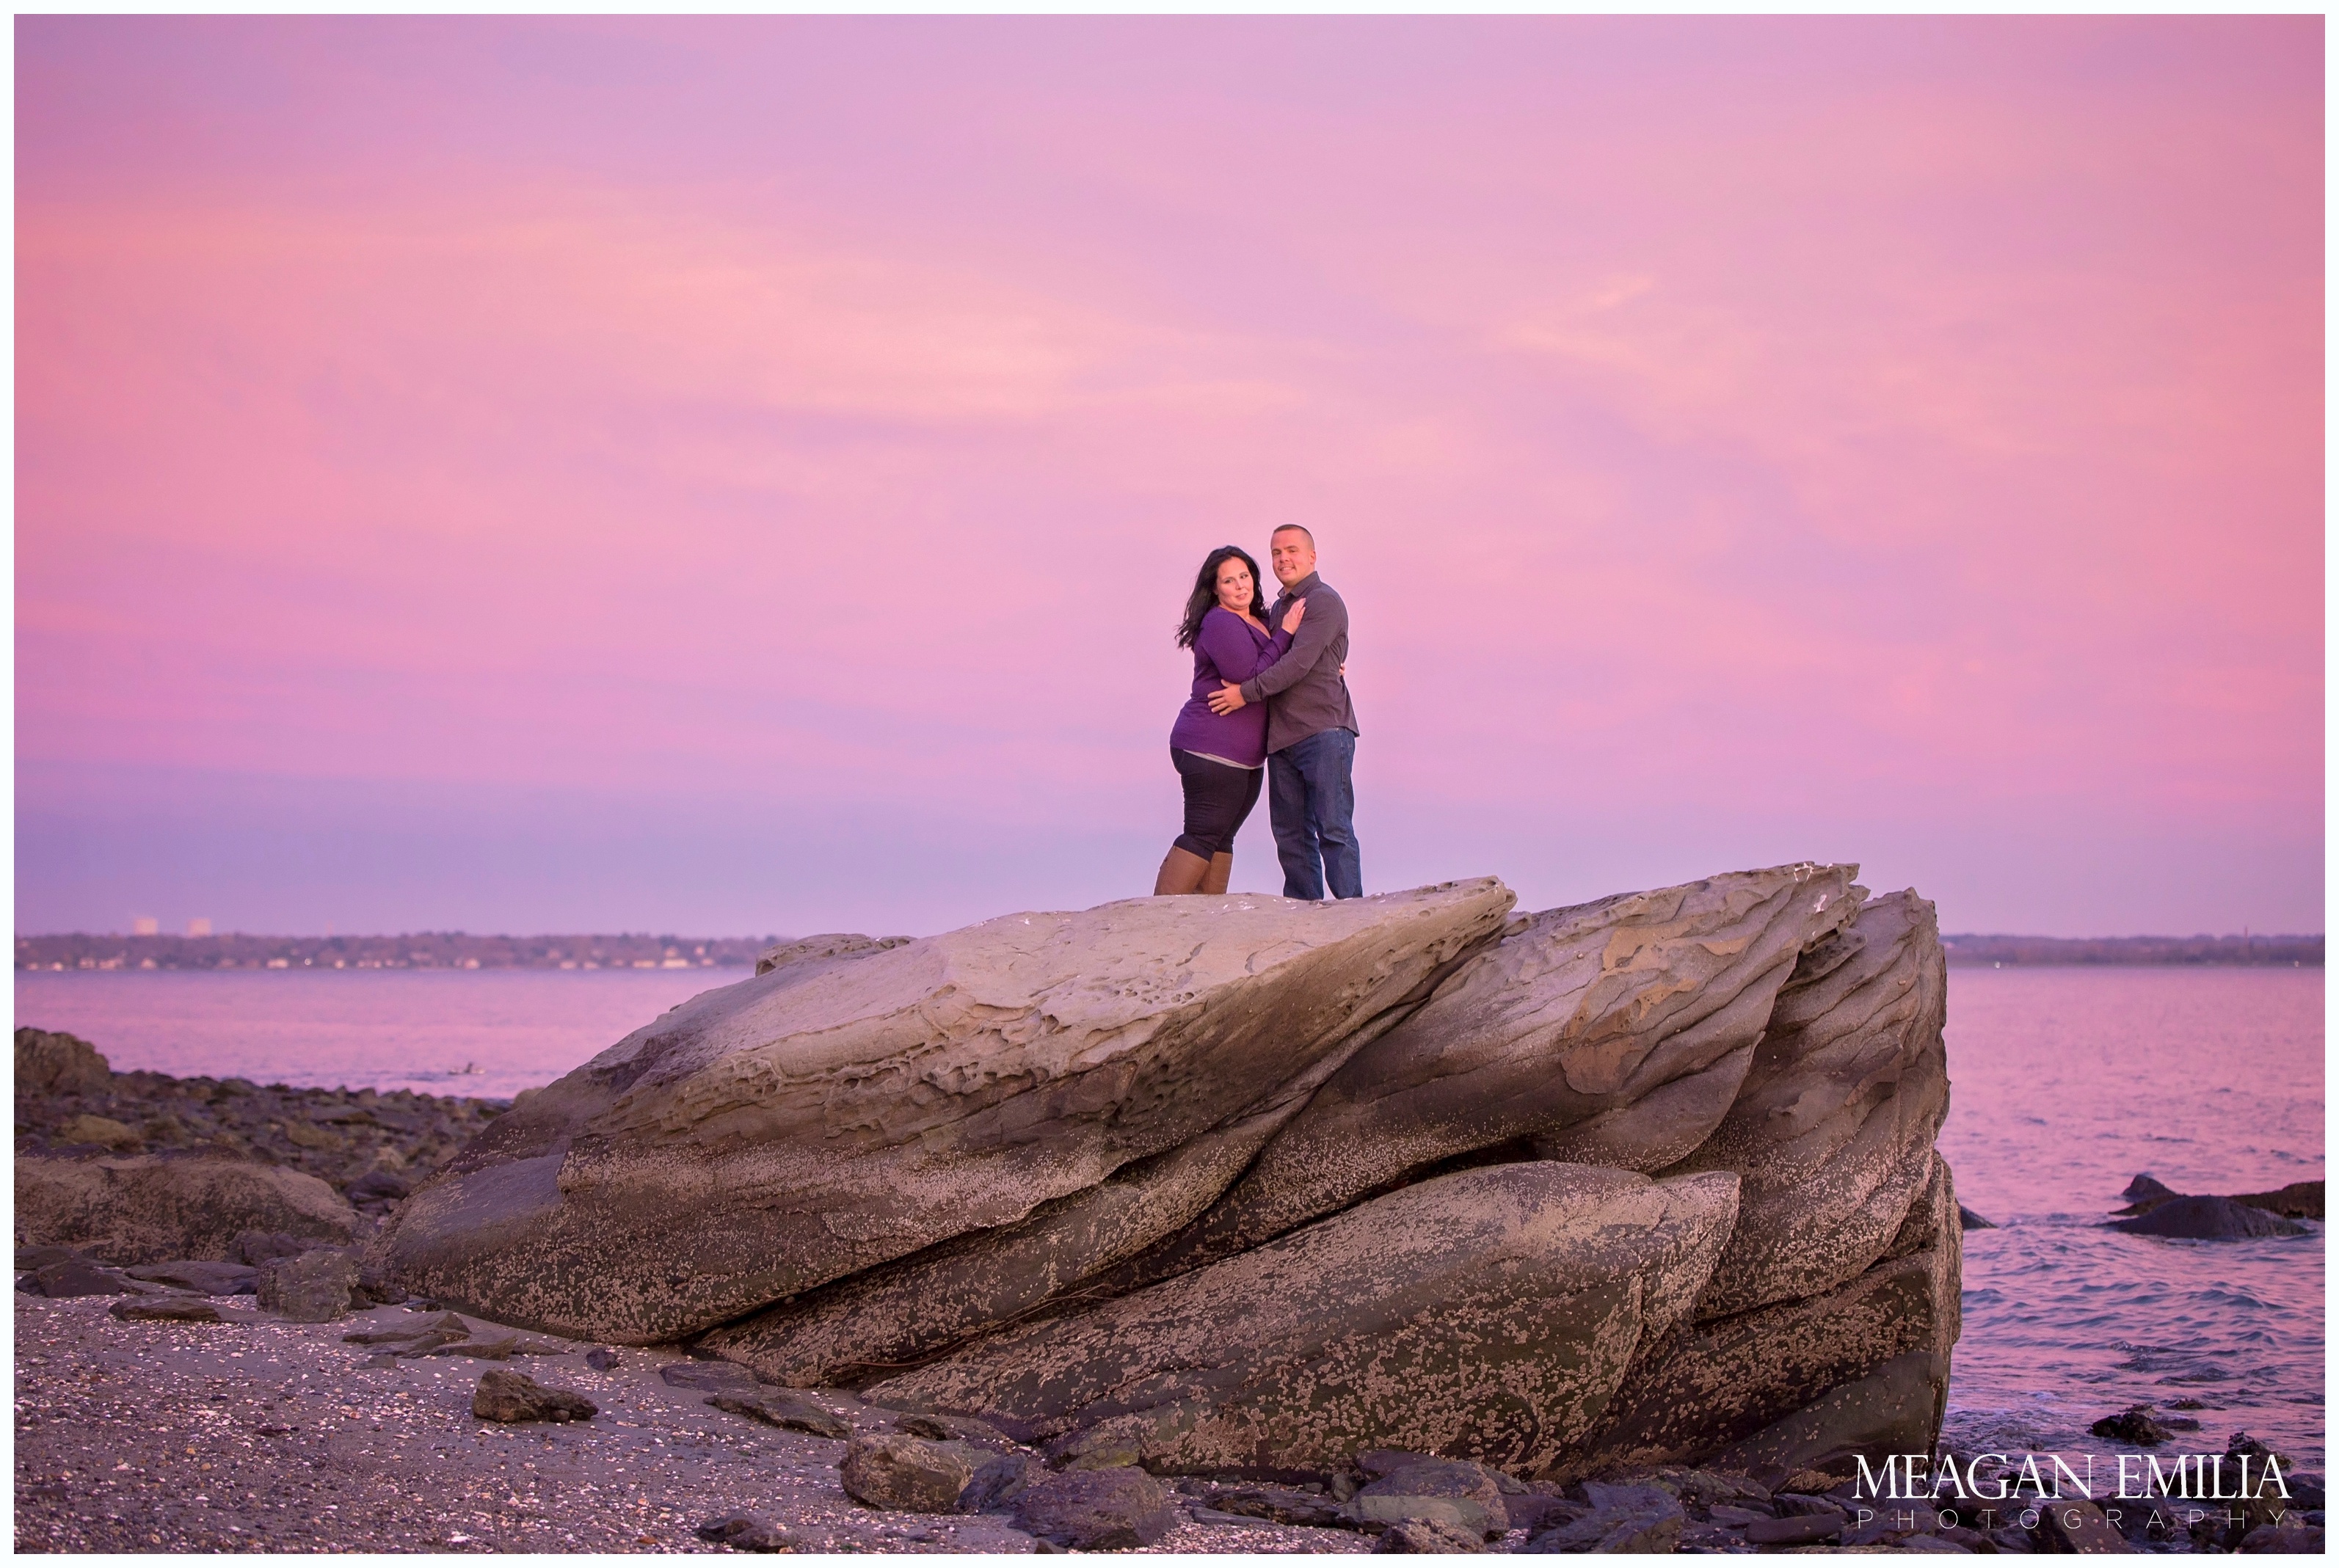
left=1155, top=545, right=1305, bottom=895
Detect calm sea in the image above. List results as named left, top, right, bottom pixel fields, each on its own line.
left=14, top=963, right=2324, bottom=1473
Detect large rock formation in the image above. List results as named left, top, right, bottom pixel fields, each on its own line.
left=365, top=862, right=1960, bottom=1486
left=16, top=1155, right=356, bottom=1265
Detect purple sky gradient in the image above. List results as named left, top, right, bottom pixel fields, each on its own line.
left=16, top=17, right=2323, bottom=938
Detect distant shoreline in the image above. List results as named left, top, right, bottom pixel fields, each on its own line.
left=15, top=928, right=2325, bottom=971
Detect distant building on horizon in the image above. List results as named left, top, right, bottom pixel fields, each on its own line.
left=131, top=916, right=159, bottom=936
left=186, top=917, right=212, bottom=937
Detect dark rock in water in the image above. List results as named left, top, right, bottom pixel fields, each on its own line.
left=839, top=1434, right=975, bottom=1512
left=1010, top=1466, right=1177, bottom=1550
left=1346, top=1461, right=1509, bottom=1538
left=2229, top=1180, right=2323, bottom=1219
left=2106, top=1195, right=2307, bottom=1240
left=2121, top=1173, right=2180, bottom=1206
left=257, top=1248, right=359, bottom=1321
left=17, top=1027, right=113, bottom=1096
left=471, top=1368, right=596, bottom=1423
left=583, top=1346, right=619, bottom=1371
left=126, top=1259, right=259, bottom=1295
left=34, top=1257, right=131, bottom=1297
left=109, top=1297, right=224, bottom=1324
left=706, top=1391, right=853, bottom=1440
left=696, top=1514, right=793, bottom=1551
left=1957, top=1203, right=1996, bottom=1230
left=2091, top=1404, right=2175, bottom=1445
left=2034, top=1498, right=2125, bottom=1553
left=1375, top=1517, right=1488, bottom=1552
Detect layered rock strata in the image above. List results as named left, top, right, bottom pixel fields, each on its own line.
left=360, top=861, right=1960, bottom=1484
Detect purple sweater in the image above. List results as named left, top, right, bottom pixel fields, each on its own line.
left=1170, top=608, right=1292, bottom=767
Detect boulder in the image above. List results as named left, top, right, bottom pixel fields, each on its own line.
left=233, top=1230, right=316, bottom=1266
left=839, top=1434, right=975, bottom=1512
left=1572, top=1149, right=1961, bottom=1475
left=109, top=1297, right=225, bottom=1324
left=864, top=1162, right=1739, bottom=1478
left=584, top=1346, right=619, bottom=1370
left=1957, top=1203, right=1996, bottom=1230
left=57, top=1115, right=142, bottom=1151
left=16, top=1027, right=112, bottom=1096
left=257, top=1248, right=360, bottom=1322
left=371, top=880, right=1515, bottom=1343
left=2106, top=1195, right=2307, bottom=1240
left=1660, top=891, right=1950, bottom=1320
left=2091, top=1404, right=2175, bottom=1445
left=2228, top=1180, right=2322, bottom=1219
left=16, top=1155, right=354, bottom=1266
left=1009, top=1467, right=1178, bottom=1550
left=472, top=1368, right=597, bottom=1423
left=1103, top=866, right=1859, bottom=1289
left=1190, top=1482, right=1351, bottom=1528
left=32, top=1256, right=131, bottom=1297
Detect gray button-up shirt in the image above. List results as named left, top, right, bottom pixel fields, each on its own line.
left=1237, top=571, right=1359, bottom=754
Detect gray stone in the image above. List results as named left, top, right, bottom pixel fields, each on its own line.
left=839, top=1433, right=975, bottom=1512
left=695, top=1513, right=793, bottom=1551
left=1958, top=1204, right=1995, bottom=1230
left=865, top=1162, right=1738, bottom=1478
left=234, top=1230, right=313, bottom=1266
left=16, top=1027, right=112, bottom=1095
left=15, top=1156, right=354, bottom=1266
left=1346, top=1460, right=1509, bottom=1538
left=1524, top=1493, right=1684, bottom=1552
left=1107, top=866, right=1860, bottom=1289
left=472, top=1368, right=597, bottom=1423
left=707, top=1392, right=853, bottom=1440
left=371, top=881, right=1515, bottom=1344
left=33, top=1256, right=131, bottom=1297
left=256, top=1247, right=360, bottom=1322
left=583, top=1346, right=619, bottom=1370
left=1191, top=1483, right=1351, bottom=1528
left=1375, top=1517, right=1488, bottom=1552
left=1660, top=891, right=1950, bottom=1321
left=958, top=1451, right=1035, bottom=1513
left=2107, top=1195, right=2307, bottom=1239
left=125, top=1259, right=259, bottom=1295
left=1010, top=1466, right=1178, bottom=1550
left=660, top=1360, right=762, bottom=1395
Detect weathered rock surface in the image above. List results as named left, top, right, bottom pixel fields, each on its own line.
left=865, top=1162, right=1739, bottom=1477
left=707, top=1391, right=853, bottom=1440
left=1659, top=890, right=1949, bottom=1320
left=470, top=1368, right=596, bottom=1423
left=257, top=1248, right=360, bottom=1322
left=126, top=1259, right=259, bottom=1295
left=17, top=1027, right=113, bottom=1096
left=1104, top=865, right=1859, bottom=1288
left=15, top=1155, right=355, bottom=1266
left=374, top=880, right=1515, bottom=1342
left=109, top=1297, right=225, bottom=1324
left=1346, top=1459, right=1510, bottom=1537
left=1009, top=1466, right=1178, bottom=1550
left=1376, top=1517, right=1488, bottom=1552
left=839, top=1434, right=976, bottom=1512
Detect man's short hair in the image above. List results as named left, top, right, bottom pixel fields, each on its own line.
left=1270, top=524, right=1315, bottom=547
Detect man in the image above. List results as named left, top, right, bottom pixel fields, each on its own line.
left=1206, top=525, right=1361, bottom=900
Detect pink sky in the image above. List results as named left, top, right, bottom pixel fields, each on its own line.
left=16, top=17, right=2323, bottom=938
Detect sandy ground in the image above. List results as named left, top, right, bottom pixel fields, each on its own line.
left=12, top=1293, right=1370, bottom=1555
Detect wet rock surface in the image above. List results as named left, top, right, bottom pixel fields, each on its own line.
left=2107, top=1195, right=2309, bottom=1239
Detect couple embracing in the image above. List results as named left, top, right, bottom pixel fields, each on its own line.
left=1155, top=525, right=1361, bottom=900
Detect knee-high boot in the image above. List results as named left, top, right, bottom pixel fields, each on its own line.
left=1201, top=853, right=1234, bottom=895
left=1153, top=847, right=1211, bottom=895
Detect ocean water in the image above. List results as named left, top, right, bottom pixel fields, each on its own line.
left=1935, top=966, right=2324, bottom=1481
left=13, top=963, right=2324, bottom=1475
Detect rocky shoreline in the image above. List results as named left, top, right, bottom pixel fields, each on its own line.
left=14, top=866, right=2327, bottom=1554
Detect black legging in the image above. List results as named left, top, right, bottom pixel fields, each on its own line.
left=1172, top=746, right=1265, bottom=860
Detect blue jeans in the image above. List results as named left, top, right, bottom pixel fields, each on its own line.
left=1268, top=728, right=1361, bottom=900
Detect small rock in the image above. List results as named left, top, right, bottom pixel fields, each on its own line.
left=34, top=1257, right=131, bottom=1298
left=840, top=1434, right=976, bottom=1513
left=233, top=1230, right=311, bottom=1266
left=256, top=1248, right=359, bottom=1321
left=427, top=1337, right=517, bottom=1360
left=125, top=1260, right=258, bottom=1295
left=584, top=1347, right=619, bottom=1371
left=1958, top=1203, right=1996, bottom=1230
left=897, top=1411, right=1018, bottom=1449
left=959, top=1451, right=1035, bottom=1514
left=1347, top=1460, right=1509, bottom=1539
left=363, top=1353, right=402, bottom=1369
left=57, top=1114, right=143, bottom=1151
left=1202, top=1483, right=1356, bottom=1529
left=1502, top=1492, right=1579, bottom=1534
left=707, top=1392, right=853, bottom=1440
left=1011, top=1466, right=1178, bottom=1550
left=1707, top=1503, right=1769, bottom=1526
left=1525, top=1494, right=1686, bottom=1553
left=109, top=1297, right=224, bottom=1323
left=2091, top=1404, right=2175, bottom=1445
left=2239, top=1523, right=2324, bottom=1553
left=1375, top=1517, right=1487, bottom=1552
left=659, top=1360, right=763, bottom=1394
left=471, top=1368, right=597, bottom=1423
left=1745, top=1512, right=1844, bottom=1545
left=346, top=1169, right=412, bottom=1205
left=2120, top=1173, right=2180, bottom=1208
left=1772, top=1490, right=1848, bottom=1516
left=1899, top=1533, right=1974, bottom=1553
left=696, top=1513, right=800, bottom=1551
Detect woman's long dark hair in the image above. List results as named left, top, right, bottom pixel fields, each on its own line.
left=1176, top=546, right=1266, bottom=649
